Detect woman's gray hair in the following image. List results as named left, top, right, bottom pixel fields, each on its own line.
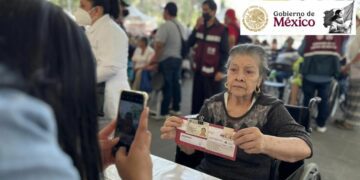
left=225, top=44, right=270, bottom=82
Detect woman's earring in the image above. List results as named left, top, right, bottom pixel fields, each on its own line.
left=225, top=82, right=228, bottom=89
left=255, top=86, right=261, bottom=94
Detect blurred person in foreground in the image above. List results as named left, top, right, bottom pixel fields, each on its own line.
left=0, top=0, right=151, bottom=179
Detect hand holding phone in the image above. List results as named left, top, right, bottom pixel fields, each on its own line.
left=112, top=90, right=148, bottom=155
left=115, top=107, right=153, bottom=180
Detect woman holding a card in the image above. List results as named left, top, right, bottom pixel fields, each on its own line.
left=161, top=44, right=312, bottom=180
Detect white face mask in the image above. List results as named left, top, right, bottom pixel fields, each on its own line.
left=73, top=8, right=93, bottom=26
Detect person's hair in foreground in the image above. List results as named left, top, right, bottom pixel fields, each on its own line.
left=0, top=0, right=101, bottom=179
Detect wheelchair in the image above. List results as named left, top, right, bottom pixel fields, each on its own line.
left=264, top=62, right=294, bottom=103
left=175, top=97, right=322, bottom=180
left=328, top=79, right=340, bottom=118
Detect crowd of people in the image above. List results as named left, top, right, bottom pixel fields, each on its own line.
left=0, top=0, right=359, bottom=179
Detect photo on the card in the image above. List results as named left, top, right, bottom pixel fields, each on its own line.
left=186, top=119, right=209, bottom=138
left=198, top=126, right=208, bottom=138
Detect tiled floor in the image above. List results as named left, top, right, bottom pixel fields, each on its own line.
left=146, top=77, right=360, bottom=180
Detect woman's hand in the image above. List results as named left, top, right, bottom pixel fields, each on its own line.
left=98, top=120, right=120, bottom=169
left=115, top=107, right=152, bottom=180
left=233, top=127, right=312, bottom=162
left=160, top=116, right=183, bottom=140
left=179, top=144, right=196, bottom=155
left=233, top=127, right=267, bottom=154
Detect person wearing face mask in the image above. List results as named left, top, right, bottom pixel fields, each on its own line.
left=74, top=0, right=130, bottom=121
left=173, top=0, right=228, bottom=168
left=188, top=0, right=229, bottom=115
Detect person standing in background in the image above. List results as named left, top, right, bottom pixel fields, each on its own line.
left=224, top=8, right=240, bottom=49
left=175, top=0, right=229, bottom=168
left=74, top=0, right=130, bottom=121
left=298, top=35, right=347, bottom=132
left=188, top=0, right=229, bottom=115
left=148, top=2, right=185, bottom=118
left=335, top=16, right=360, bottom=130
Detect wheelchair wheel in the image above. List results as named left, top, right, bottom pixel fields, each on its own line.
left=328, top=80, right=340, bottom=118
left=299, top=163, right=321, bottom=180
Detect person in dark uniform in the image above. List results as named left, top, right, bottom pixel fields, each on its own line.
left=188, top=0, right=229, bottom=115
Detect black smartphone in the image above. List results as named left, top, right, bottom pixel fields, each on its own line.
left=112, top=90, right=148, bottom=155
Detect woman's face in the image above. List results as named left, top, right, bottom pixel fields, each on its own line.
left=137, top=40, right=146, bottom=48
left=226, top=55, right=262, bottom=98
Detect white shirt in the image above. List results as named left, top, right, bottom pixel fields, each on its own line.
left=346, top=26, right=360, bottom=80
left=132, top=46, right=154, bottom=69
left=86, top=15, right=130, bottom=120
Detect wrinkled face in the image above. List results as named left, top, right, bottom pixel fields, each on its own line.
left=226, top=55, right=262, bottom=97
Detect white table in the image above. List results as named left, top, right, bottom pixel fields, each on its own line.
left=104, top=155, right=220, bottom=180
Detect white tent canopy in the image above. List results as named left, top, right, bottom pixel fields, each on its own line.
left=124, top=6, right=157, bottom=36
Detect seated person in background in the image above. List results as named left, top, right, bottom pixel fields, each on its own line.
left=131, top=37, right=154, bottom=90
left=160, top=44, right=312, bottom=180
left=269, top=38, right=279, bottom=64
left=289, top=57, right=304, bottom=105
left=0, top=0, right=152, bottom=179
left=274, top=37, right=300, bottom=99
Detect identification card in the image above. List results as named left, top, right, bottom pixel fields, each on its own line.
left=175, top=118, right=237, bottom=161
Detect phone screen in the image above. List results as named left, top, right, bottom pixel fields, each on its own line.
left=113, top=91, right=145, bottom=154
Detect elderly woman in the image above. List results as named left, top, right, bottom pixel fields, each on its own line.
left=160, top=44, right=312, bottom=180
